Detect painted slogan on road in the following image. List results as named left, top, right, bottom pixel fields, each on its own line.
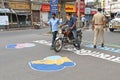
left=33, top=40, right=120, bottom=64
left=85, top=44, right=120, bottom=53
left=29, top=56, right=76, bottom=72
left=6, top=43, right=36, bottom=49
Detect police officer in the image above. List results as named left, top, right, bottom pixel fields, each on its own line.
left=92, top=8, right=106, bottom=48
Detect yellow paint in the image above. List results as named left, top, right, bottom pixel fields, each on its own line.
left=32, top=57, right=72, bottom=65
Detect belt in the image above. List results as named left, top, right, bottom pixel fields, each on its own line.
left=94, top=24, right=104, bottom=25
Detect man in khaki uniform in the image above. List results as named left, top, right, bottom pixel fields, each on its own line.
left=92, top=8, right=106, bottom=48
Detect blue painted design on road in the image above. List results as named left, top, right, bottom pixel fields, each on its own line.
left=85, top=44, right=120, bottom=53
left=6, top=43, right=36, bottom=49
left=28, top=56, right=76, bottom=72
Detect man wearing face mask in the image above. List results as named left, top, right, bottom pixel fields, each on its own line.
left=45, top=13, right=60, bottom=50
left=60, top=13, right=80, bottom=50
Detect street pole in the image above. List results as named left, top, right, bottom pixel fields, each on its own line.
left=77, top=0, right=81, bottom=28
left=2, top=0, right=5, bottom=8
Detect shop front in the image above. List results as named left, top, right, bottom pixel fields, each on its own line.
left=0, top=8, right=18, bottom=28
left=9, top=2, right=31, bottom=27
left=31, top=3, right=41, bottom=23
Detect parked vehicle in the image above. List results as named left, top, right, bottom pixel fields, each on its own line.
left=109, top=12, right=120, bottom=32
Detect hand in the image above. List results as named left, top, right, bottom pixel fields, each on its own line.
left=70, top=27, right=73, bottom=30
left=59, top=25, right=62, bottom=28
left=105, top=28, right=108, bottom=31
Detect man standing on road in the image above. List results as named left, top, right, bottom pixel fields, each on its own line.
left=92, top=8, right=106, bottom=48
left=45, top=13, right=59, bottom=49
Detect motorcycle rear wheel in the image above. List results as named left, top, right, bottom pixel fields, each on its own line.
left=54, top=38, right=63, bottom=52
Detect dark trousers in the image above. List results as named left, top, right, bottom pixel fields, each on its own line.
left=82, top=22, right=85, bottom=27
left=72, top=30, right=80, bottom=48
left=51, top=31, right=58, bottom=47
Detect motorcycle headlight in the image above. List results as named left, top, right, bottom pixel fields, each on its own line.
left=59, top=29, right=62, bottom=34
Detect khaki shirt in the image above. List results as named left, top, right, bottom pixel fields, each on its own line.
left=92, top=12, right=106, bottom=25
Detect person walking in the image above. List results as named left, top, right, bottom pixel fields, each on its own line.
left=81, top=15, right=86, bottom=28
left=92, top=8, right=106, bottom=48
left=45, top=13, right=59, bottom=49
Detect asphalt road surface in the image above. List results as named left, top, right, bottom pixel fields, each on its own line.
left=0, top=28, right=120, bottom=80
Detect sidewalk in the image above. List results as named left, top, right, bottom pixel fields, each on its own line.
left=0, top=25, right=48, bottom=31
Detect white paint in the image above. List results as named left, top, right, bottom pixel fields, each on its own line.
left=33, top=40, right=120, bottom=64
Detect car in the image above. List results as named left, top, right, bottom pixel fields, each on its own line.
left=109, top=12, right=120, bottom=32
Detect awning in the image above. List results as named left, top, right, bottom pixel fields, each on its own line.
left=0, top=8, right=15, bottom=13
left=60, top=0, right=75, bottom=2
left=15, top=10, right=31, bottom=15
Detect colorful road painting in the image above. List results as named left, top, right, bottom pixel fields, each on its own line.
left=6, top=43, right=36, bottom=49
left=29, top=56, right=76, bottom=72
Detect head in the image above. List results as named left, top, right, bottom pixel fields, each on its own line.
left=98, top=8, right=102, bottom=12
left=52, top=13, right=56, bottom=19
left=66, top=13, right=71, bottom=20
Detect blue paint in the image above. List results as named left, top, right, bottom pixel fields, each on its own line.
left=6, top=44, right=17, bottom=49
left=6, top=43, right=36, bottom=49
left=29, top=62, right=75, bottom=72
left=85, top=44, right=120, bottom=53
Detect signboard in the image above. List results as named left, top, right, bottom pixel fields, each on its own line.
left=50, top=0, right=58, bottom=15
left=41, top=4, right=50, bottom=12
left=91, top=9, right=97, bottom=14
left=9, top=2, right=30, bottom=10
left=65, top=5, right=76, bottom=12
left=85, top=8, right=91, bottom=14
left=0, top=16, right=9, bottom=25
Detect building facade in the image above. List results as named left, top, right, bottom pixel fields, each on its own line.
left=105, top=0, right=120, bottom=13
left=0, top=0, right=31, bottom=28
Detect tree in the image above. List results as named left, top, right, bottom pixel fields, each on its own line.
left=95, top=0, right=99, bottom=5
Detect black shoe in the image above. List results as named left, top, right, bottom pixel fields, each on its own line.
left=94, top=45, right=96, bottom=48
left=101, top=43, right=104, bottom=47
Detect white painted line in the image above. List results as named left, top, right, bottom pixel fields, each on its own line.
left=33, top=40, right=120, bottom=64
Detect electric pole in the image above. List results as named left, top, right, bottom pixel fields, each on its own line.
left=77, top=0, right=81, bottom=28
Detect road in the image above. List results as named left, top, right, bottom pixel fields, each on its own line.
left=0, top=28, right=120, bottom=80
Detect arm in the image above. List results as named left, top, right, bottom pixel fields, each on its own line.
left=71, top=21, right=76, bottom=30
left=70, top=17, right=77, bottom=30
left=43, top=19, right=51, bottom=26
left=102, top=15, right=106, bottom=27
left=60, top=21, right=67, bottom=28
left=92, top=16, right=95, bottom=31
left=102, top=15, right=107, bottom=31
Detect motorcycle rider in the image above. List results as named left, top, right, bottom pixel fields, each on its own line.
left=60, top=13, right=80, bottom=50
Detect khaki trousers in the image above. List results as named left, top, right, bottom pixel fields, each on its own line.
left=94, top=25, right=104, bottom=45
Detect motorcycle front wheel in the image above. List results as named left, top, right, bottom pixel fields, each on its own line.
left=54, top=38, right=63, bottom=52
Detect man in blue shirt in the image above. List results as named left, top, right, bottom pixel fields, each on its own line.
left=60, top=13, right=80, bottom=50
left=46, top=13, right=59, bottom=49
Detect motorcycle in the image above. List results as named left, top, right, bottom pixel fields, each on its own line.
left=54, top=26, right=82, bottom=52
